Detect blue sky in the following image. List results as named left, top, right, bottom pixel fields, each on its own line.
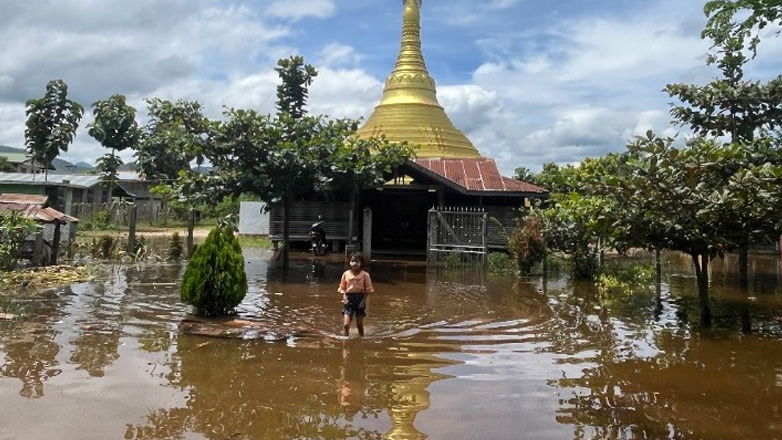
left=0, top=0, right=779, bottom=175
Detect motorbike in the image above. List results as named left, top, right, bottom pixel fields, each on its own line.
left=309, top=217, right=327, bottom=256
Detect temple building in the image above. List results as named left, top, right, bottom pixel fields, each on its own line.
left=269, top=0, right=547, bottom=258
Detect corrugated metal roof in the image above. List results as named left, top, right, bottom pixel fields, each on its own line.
left=0, top=153, right=29, bottom=164
left=0, top=193, right=78, bottom=223
left=412, top=158, right=548, bottom=195
left=0, top=172, right=103, bottom=188
left=0, top=194, right=48, bottom=205
left=0, top=173, right=137, bottom=199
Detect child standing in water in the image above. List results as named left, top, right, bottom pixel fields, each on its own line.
left=338, top=252, right=374, bottom=336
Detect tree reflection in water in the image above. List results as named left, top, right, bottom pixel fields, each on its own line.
left=1, top=252, right=782, bottom=439
left=0, top=290, right=66, bottom=398
left=124, top=330, right=452, bottom=440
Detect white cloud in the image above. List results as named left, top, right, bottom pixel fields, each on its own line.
left=309, top=68, right=383, bottom=119
left=1, top=0, right=779, bottom=174
left=266, top=0, right=336, bottom=21
left=318, top=43, right=362, bottom=68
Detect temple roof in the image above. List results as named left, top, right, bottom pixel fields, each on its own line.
left=355, top=0, right=481, bottom=159
left=408, top=158, right=548, bottom=196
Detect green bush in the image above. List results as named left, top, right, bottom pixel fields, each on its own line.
left=168, top=232, right=183, bottom=260
left=180, top=225, right=247, bottom=316
left=597, top=260, right=655, bottom=294
left=0, top=212, right=38, bottom=270
left=487, top=252, right=516, bottom=275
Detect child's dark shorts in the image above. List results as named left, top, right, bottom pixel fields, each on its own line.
left=342, top=293, right=366, bottom=318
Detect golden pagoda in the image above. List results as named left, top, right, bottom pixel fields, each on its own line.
left=355, top=0, right=482, bottom=159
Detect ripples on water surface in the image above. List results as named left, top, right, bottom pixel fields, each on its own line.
left=0, top=250, right=781, bottom=440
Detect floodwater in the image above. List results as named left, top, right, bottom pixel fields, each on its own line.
left=1, top=250, right=781, bottom=440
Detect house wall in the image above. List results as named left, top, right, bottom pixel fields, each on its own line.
left=0, top=184, right=46, bottom=196
left=268, top=200, right=355, bottom=245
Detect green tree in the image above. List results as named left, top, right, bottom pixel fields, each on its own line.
left=0, top=212, right=38, bottom=271
left=532, top=156, right=628, bottom=279
left=87, top=94, right=141, bottom=200
left=136, top=98, right=208, bottom=183
left=0, top=157, right=16, bottom=172
left=273, top=56, right=319, bottom=263
left=513, top=166, right=534, bottom=182
left=703, top=0, right=782, bottom=58
left=610, top=131, right=782, bottom=325
left=180, top=225, right=247, bottom=317
left=275, top=55, right=318, bottom=119
left=136, top=98, right=211, bottom=255
left=25, top=79, right=84, bottom=181
left=665, top=12, right=782, bottom=285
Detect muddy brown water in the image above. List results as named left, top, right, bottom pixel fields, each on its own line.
left=1, top=250, right=781, bottom=440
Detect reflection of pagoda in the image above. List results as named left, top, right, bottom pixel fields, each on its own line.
left=354, top=0, right=481, bottom=159
left=385, top=374, right=431, bottom=440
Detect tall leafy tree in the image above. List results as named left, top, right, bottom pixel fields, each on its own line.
left=136, top=98, right=211, bottom=254
left=275, top=55, right=318, bottom=119
left=532, top=156, right=629, bottom=279
left=136, top=98, right=208, bottom=183
left=87, top=94, right=141, bottom=200
left=202, top=57, right=414, bottom=266
left=611, top=132, right=782, bottom=326
left=271, top=56, right=319, bottom=263
left=666, top=8, right=782, bottom=285
left=703, top=0, right=782, bottom=58
left=24, top=79, right=84, bottom=180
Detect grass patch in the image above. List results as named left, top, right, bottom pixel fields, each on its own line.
left=237, top=235, right=272, bottom=249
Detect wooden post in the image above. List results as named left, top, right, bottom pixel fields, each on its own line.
left=51, top=223, right=61, bottom=265
left=186, top=209, right=195, bottom=258
left=363, top=207, right=372, bottom=261
left=128, top=204, right=138, bottom=255
left=32, top=229, right=44, bottom=267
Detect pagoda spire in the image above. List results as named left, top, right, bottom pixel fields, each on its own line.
left=354, top=0, right=481, bottom=158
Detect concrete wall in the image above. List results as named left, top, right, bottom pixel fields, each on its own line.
left=239, top=201, right=269, bottom=235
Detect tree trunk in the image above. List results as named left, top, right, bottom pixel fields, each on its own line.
left=691, top=253, right=712, bottom=327
left=186, top=209, right=195, bottom=258
left=128, top=204, right=137, bottom=255
left=654, top=247, right=662, bottom=283
left=738, top=246, right=749, bottom=287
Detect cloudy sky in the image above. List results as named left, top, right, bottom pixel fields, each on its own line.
left=0, top=0, right=779, bottom=175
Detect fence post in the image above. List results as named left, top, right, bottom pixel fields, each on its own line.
left=128, top=204, right=138, bottom=255
left=362, top=207, right=372, bottom=261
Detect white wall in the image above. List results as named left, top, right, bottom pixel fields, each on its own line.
left=239, top=201, right=269, bottom=235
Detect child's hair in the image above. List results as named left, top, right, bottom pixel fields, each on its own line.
left=349, top=251, right=366, bottom=269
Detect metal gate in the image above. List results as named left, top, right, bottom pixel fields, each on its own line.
left=427, top=207, right=488, bottom=266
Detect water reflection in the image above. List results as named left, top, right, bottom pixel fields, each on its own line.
left=0, top=251, right=781, bottom=440
left=0, top=289, right=66, bottom=398
left=338, top=340, right=366, bottom=418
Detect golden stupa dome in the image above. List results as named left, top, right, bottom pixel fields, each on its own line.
left=355, top=0, right=482, bottom=159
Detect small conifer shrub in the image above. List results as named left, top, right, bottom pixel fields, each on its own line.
left=168, top=232, right=183, bottom=260
left=180, top=225, right=247, bottom=316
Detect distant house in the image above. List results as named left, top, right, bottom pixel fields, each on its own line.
left=0, top=172, right=135, bottom=218
left=115, top=171, right=164, bottom=222
left=0, top=152, right=53, bottom=174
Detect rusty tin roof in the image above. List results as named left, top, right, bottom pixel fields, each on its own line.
left=0, top=193, right=78, bottom=224
left=410, top=158, right=548, bottom=196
